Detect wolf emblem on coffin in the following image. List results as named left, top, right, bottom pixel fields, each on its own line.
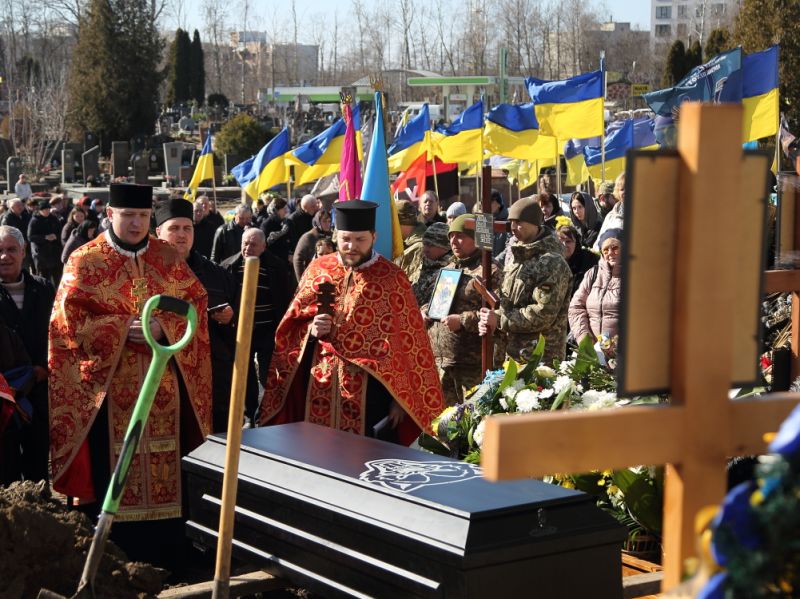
left=359, top=459, right=482, bottom=493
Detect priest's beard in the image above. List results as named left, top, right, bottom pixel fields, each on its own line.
left=339, top=245, right=373, bottom=267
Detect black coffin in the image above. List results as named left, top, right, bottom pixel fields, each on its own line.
left=183, top=423, right=626, bottom=598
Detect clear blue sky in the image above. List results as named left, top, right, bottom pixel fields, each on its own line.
left=601, top=0, right=651, bottom=30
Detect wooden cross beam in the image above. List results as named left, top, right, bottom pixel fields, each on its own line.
left=480, top=103, right=800, bottom=592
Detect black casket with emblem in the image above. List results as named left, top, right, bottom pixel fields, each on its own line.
left=183, top=423, right=626, bottom=598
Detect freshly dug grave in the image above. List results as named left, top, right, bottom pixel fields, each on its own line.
left=0, top=480, right=166, bottom=599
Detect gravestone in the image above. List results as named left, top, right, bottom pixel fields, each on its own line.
left=83, top=131, right=98, bottom=153
left=178, top=116, right=196, bottom=133
left=132, top=153, right=149, bottom=184
left=82, top=145, right=100, bottom=183
left=111, top=141, right=129, bottom=178
left=131, top=134, right=146, bottom=154
left=61, top=148, right=75, bottom=183
left=6, top=157, right=22, bottom=194
left=163, top=142, right=184, bottom=180
left=185, top=423, right=626, bottom=599
left=147, top=149, right=162, bottom=174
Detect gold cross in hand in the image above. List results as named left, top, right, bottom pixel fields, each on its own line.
left=131, top=278, right=148, bottom=313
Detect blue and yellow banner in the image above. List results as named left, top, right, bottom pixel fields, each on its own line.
left=184, top=135, right=214, bottom=201
left=525, top=70, right=604, bottom=141
left=388, top=104, right=430, bottom=173
left=563, top=136, right=599, bottom=186
left=289, top=106, right=363, bottom=185
left=742, top=45, right=779, bottom=142
left=232, top=128, right=290, bottom=201
left=483, top=102, right=558, bottom=163
left=431, top=100, right=483, bottom=165
left=584, top=117, right=658, bottom=182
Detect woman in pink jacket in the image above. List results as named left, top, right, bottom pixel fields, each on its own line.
left=568, top=228, right=622, bottom=343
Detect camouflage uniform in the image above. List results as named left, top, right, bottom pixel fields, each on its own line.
left=395, top=222, right=426, bottom=286
left=495, top=228, right=572, bottom=365
left=426, top=250, right=502, bottom=405
left=413, top=253, right=451, bottom=307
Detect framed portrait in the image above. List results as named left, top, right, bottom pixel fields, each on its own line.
left=427, top=268, right=462, bottom=320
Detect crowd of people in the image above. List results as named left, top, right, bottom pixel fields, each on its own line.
left=0, top=170, right=625, bottom=573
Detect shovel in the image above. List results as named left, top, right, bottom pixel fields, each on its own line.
left=39, top=294, right=198, bottom=599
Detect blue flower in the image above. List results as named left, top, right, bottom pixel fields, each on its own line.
left=711, top=481, right=761, bottom=567
left=697, top=572, right=727, bottom=599
left=768, top=403, right=800, bottom=460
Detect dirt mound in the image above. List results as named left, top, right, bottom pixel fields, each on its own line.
left=0, top=480, right=167, bottom=599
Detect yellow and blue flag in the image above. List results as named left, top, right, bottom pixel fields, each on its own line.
left=525, top=70, right=604, bottom=141
left=431, top=100, right=483, bottom=165
left=362, top=92, right=403, bottom=259
left=563, top=136, right=599, bottom=186
left=388, top=105, right=430, bottom=173
left=184, top=134, right=214, bottom=201
left=584, top=117, right=658, bottom=183
left=742, top=45, right=779, bottom=142
left=232, top=128, right=290, bottom=201
left=483, top=102, right=558, bottom=162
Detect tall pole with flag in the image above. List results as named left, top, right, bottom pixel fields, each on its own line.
left=338, top=91, right=362, bottom=201
left=600, top=51, right=607, bottom=182
left=184, top=134, right=215, bottom=202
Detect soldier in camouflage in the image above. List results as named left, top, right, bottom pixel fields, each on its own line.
left=394, top=199, right=427, bottom=286
left=412, top=222, right=451, bottom=306
left=425, top=214, right=501, bottom=405
left=479, top=197, right=572, bottom=365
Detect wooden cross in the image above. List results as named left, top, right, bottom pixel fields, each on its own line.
left=480, top=104, right=800, bottom=591
left=131, top=278, right=149, bottom=314
left=315, top=281, right=336, bottom=316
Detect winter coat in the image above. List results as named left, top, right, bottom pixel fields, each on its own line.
left=293, top=227, right=331, bottom=282
left=594, top=202, right=624, bottom=251
left=61, top=221, right=95, bottom=264
left=496, top=228, right=572, bottom=364
left=27, top=213, right=62, bottom=271
left=260, top=214, right=294, bottom=261
left=568, top=258, right=621, bottom=342
left=286, top=209, right=314, bottom=251
left=192, top=216, right=217, bottom=259
left=210, top=220, right=246, bottom=264
left=1, top=211, right=29, bottom=242
left=492, top=205, right=509, bottom=257
left=570, top=192, right=602, bottom=248
left=0, top=271, right=54, bottom=368
left=567, top=246, right=600, bottom=297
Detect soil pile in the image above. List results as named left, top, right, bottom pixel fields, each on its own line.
left=0, top=480, right=166, bottom=599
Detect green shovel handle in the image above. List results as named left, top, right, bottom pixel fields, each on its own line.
left=101, top=294, right=197, bottom=515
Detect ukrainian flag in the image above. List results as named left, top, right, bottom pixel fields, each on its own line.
left=483, top=103, right=558, bottom=163
left=231, top=127, right=290, bottom=201
left=742, top=45, right=779, bottom=143
left=584, top=117, right=658, bottom=183
left=362, top=92, right=403, bottom=259
left=431, top=100, right=483, bottom=165
left=526, top=70, right=604, bottom=141
left=184, top=134, right=214, bottom=201
left=388, top=105, right=430, bottom=173
left=563, top=136, right=599, bottom=186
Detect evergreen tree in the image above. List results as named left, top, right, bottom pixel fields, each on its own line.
left=735, top=0, right=800, bottom=130
left=705, top=28, right=732, bottom=62
left=189, top=30, right=205, bottom=106
left=685, top=40, right=703, bottom=71
left=166, top=28, right=191, bottom=105
left=215, top=113, right=269, bottom=158
left=68, top=0, right=163, bottom=144
left=662, top=40, right=687, bottom=87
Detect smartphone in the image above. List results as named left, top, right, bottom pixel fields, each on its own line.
left=207, top=303, right=230, bottom=315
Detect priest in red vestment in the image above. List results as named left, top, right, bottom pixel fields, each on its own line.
left=258, top=200, right=445, bottom=443
left=49, top=184, right=212, bottom=523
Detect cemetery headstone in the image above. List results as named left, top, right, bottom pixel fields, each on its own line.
left=131, top=134, right=146, bottom=154
left=163, top=142, right=184, bottom=180
left=132, top=153, right=149, bottom=184
left=6, top=157, right=22, bottom=194
left=147, top=149, right=162, bottom=174
left=178, top=116, right=196, bottom=133
left=61, top=148, right=75, bottom=184
left=83, top=132, right=98, bottom=153
left=111, top=141, right=129, bottom=178
left=82, top=146, right=100, bottom=184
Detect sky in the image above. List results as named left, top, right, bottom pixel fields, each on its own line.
left=177, top=0, right=651, bottom=37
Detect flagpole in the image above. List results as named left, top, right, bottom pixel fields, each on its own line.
left=601, top=51, right=607, bottom=182
left=431, top=155, right=440, bottom=198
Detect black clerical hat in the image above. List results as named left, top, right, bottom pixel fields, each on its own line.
left=334, top=199, right=378, bottom=231
left=109, top=183, right=152, bottom=209
left=155, top=198, right=194, bottom=227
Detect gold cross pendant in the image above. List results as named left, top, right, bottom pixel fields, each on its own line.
left=131, top=278, right=148, bottom=313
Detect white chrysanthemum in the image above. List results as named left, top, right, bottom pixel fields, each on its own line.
left=515, top=389, right=541, bottom=412
left=536, top=365, right=556, bottom=378
left=582, top=390, right=618, bottom=411
left=553, top=375, right=575, bottom=395
left=473, top=419, right=486, bottom=448
left=539, top=388, right=554, bottom=399
left=559, top=360, right=573, bottom=373
left=499, top=396, right=509, bottom=411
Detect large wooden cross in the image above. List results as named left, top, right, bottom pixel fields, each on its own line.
left=480, top=103, right=800, bottom=591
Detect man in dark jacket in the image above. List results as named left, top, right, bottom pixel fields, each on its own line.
left=0, top=225, right=55, bottom=482
left=155, top=199, right=257, bottom=431
left=286, top=194, right=320, bottom=252
left=222, top=228, right=294, bottom=417
left=191, top=196, right=217, bottom=259
left=27, top=199, right=63, bottom=286
left=211, top=203, right=251, bottom=263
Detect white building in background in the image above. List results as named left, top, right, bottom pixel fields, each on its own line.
left=650, top=0, right=741, bottom=46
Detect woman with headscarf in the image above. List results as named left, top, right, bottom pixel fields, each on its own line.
left=568, top=228, right=622, bottom=343
left=538, top=192, right=564, bottom=230
left=61, top=220, right=97, bottom=263
left=569, top=191, right=601, bottom=248
left=292, top=208, right=332, bottom=281
left=557, top=223, right=599, bottom=297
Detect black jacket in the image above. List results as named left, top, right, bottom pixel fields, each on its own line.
left=28, top=213, right=63, bottom=270
left=0, top=271, right=55, bottom=368
left=286, top=209, right=314, bottom=251
left=260, top=215, right=294, bottom=262
left=1, top=212, right=29, bottom=242
left=210, top=220, right=246, bottom=264
left=192, top=216, right=217, bottom=259
left=567, top=247, right=600, bottom=297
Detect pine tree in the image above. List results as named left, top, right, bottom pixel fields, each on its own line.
left=67, top=0, right=163, bottom=144
left=705, top=29, right=732, bottom=62
left=735, top=0, right=800, bottom=130
left=189, top=30, right=206, bottom=106
left=685, top=41, right=703, bottom=71
left=166, top=28, right=191, bottom=105
left=662, top=40, right=687, bottom=87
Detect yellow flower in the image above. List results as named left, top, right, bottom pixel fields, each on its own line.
left=562, top=480, right=575, bottom=489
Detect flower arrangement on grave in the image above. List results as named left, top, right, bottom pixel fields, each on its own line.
left=693, top=404, right=800, bottom=599
left=420, top=335, right=665, bottom=552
